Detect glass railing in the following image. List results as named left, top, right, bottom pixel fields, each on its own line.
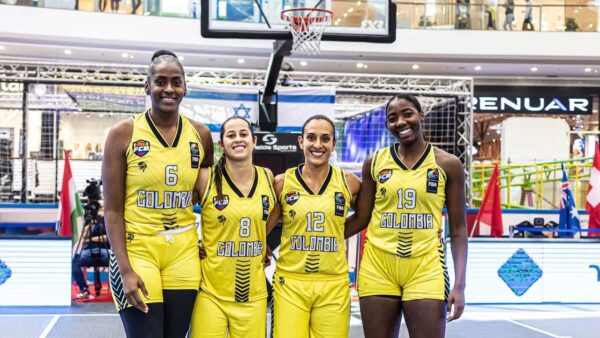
left=1, top=1, right=598, bottom=32
left=396, top=2, right=599, bottom=32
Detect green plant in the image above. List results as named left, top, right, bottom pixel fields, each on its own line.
left=565, top=17, right=579, bottom=31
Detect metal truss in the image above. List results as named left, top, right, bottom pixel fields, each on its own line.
left=0, top=60, right=474, bottom=204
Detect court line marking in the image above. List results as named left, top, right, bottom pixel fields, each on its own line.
left=505, top=319, right=571, bottom=338
left=38, top=315, right=59, bottom=338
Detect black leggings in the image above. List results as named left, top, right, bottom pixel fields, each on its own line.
left=119, top=289, right=197, bottom=338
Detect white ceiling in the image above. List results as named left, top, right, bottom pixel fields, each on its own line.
left=1, top=39, right=599, bottom=86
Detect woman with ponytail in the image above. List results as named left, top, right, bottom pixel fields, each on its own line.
left=103, top=50, right=213, bottom=338
left=190, top=116, right=278, bottom=338
left=345, top=93, right=467, bottom=338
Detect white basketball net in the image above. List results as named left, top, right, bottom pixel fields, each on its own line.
left=281, top=8, right=332, bottom=56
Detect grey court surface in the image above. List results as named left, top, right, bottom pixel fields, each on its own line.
left=0, top=302, right=599, bottom=338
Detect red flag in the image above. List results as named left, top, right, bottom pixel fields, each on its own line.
left=58, top=150, right=84, bottom=239
left=473, top=164, right=503, bottom=238
left=586, top=140, right=600, bottom=237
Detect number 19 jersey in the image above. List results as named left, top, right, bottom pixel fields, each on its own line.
left=367, top=143, right=446, bottom=258
left=200, top=165, right=276, bottom=302
left=124, top=111, right=204, bottom=235
left=278, top=165, right=351, bottom=279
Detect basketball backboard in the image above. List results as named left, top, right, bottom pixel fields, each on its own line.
left=200, top=0, right=396, bottom=43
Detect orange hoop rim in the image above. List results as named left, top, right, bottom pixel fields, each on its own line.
left=281, top=8, right=333, bottom=24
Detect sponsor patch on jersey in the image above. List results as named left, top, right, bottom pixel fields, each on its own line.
left=217, top=215, right=226, bottom=224
left=262, top=195, right=270, bottom=221
left=378, top=169, right=392, bottom=184
left=132, top=140, right=150, bottom=157
left=190, top=142, right=200, bottom=169
left=285, top=191, right=300, bottom=205
left=213, top=195, right=230, bottom=211
left=426, top=168, right=439, bottom=193
left=289, top=210, right=296, bottom=220
left=334, top=192, right=345, bottom=217
left=138, top=162, right=147, bottom=172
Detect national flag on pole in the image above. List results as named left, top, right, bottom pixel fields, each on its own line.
left=58, top=150, right=84, bottom=247
left=472, top=164, right=503, bottom=238
left=586, top=139, right=600, bottom=237
left=559, top=163, right=581, bottom=238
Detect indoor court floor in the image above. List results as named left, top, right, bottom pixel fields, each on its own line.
left=1, top=301, right=598, bottom=338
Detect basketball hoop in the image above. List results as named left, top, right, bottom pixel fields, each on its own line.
left=281, top=8, right=332, bottom=55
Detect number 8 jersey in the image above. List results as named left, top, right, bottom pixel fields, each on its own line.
left=124, top=111, right=204, bottom=235
left=278, top=165, right=352, bottom=279
left=200, top=165, right=276, bottom=302
left=366, top=143, right=446, bottom=258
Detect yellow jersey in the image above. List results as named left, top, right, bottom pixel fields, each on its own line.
left=200, top=165, right=275, bottom=302
left=277, top=165, right=351, bottom=279
left=366, top=143, right=446, bottom=258
left=124, top=111, right=204, bottom=235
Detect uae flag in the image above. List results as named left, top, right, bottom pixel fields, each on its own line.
left=58, top=150, right=84, bottom=244
left=586, top=139, right=600, bottom=237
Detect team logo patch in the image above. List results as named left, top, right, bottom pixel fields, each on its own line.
left=334, top=192, right=346, bottom=217
left=378, top=169, right=392, bottom=184
left=380, top=187, right=387, bottom=198
left=126, top=233, right=135, bottom=243
left=427, top=168, right=439, bottom=194
left=213, top=195, right=230, bottom=211
left=190, top=142, right=200, bottom=169
left=132, top=140, right=150, bottom=157
left=279, top=276, right=285, bottom=285
left=262, top=195, right=270, bottom=221
left=138, top=162, right=147, bottom=172
left=285, top=191, right=300, bottom=205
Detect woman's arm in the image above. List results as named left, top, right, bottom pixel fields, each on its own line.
left=102, top=119, right=149, bottom=313
left=437, top=150, right=467, bottom=322
left=191, top=120, right=214, bottom=168
left=344, top=156, right=376, bottom=239
left=266, top=174, right=284, bottom=235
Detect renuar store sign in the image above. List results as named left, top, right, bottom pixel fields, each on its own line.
left=474, top=86, right=596, bottom=114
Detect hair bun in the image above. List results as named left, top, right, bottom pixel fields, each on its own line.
left=151, top=50, right=178, bottom=62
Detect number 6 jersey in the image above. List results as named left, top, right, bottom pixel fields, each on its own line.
left=124, top=111, right=204, bottom=235
left=277, top=165, right=352, bottom=279
left=200, top=165, right=276, bottom=302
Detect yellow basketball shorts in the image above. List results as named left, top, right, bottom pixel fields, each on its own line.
left=272, top=271, right=350, bottom=338
left=358, top=241, right=449, bottom=301
left=109, top=227, right=201, bottom=311
left=189, top=290, right=267, bottom=338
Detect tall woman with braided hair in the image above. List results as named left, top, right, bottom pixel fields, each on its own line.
left=103, top=50, right=213, bottom=338
left=190, top=116, right=277, bottom=338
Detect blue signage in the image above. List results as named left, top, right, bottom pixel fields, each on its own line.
left=497, top=248, right=543, bottom=296
left=0, top=259, right=12, bottom=286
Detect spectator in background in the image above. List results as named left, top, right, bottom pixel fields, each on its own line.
left=111, top=0, right=120, bottom=12
left=503, top=0, right=515, bottom=30
left=522, top=0, right=535, bottom=30
left=131, top=0, right=141, bottom=14
left=486, top=3, right=497, bottom=30
left=72, top=203, right=109, bottom=299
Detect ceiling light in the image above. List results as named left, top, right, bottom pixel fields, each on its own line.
left=364, top=65, right=368, bottom=69
left=179, top=56, right=184, bottom=61
left=356, top=62, right=364, bottom=68
left=343, top=13, right=348, bottom=17
left=121, top=52, right=129, bottom=58
left=300, top=61, right=308, bottom=66
left=357, top=1, right=362, bottom=5
left=585, top=67, right=592, bottom=72
left=64, top=49, right=72, bottom=55
left=129, top=55, right=134, bottom=59
left=237, top=58, right=245, bottom=64
left=348, top=8, right=354, bottom=13
left=530, top=66, right=538, bottom=72
left=0, top=45, right=5, bottom=50
left=412, top=64, right=420, bottom=70
left=474, top=65, right=482, bottom=71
